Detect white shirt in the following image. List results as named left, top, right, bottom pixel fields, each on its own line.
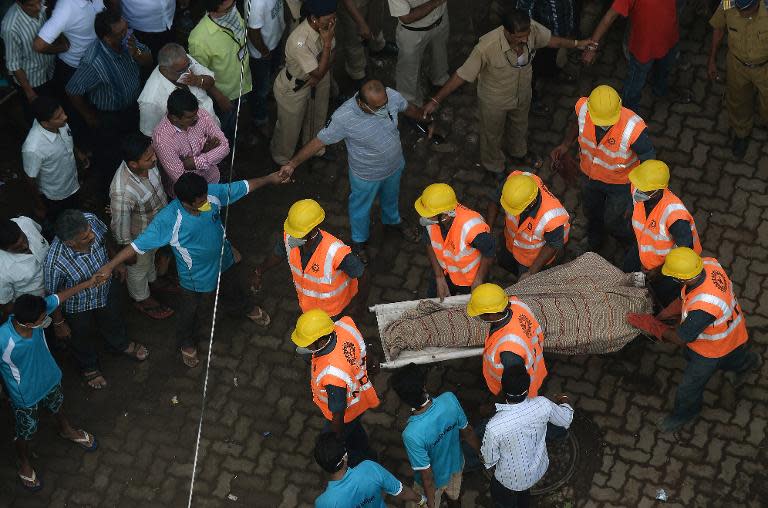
left=388, top=0, right=447, bottom=28
left=481, top=398, right=574, bottom=491
left=137, top=56, right=220, bottom=136
left=22, top=121, right=80, bottom=201
left=246, top=0, right=285, bottom=58
left=0, top=217, right=50, bottom=304
left=121, top=0, right=176, bottom=33
left=37, top=0, right=105, bottom=68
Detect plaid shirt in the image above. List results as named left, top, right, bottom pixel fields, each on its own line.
left=109, top=162, right=168, bottom=244
left=1, top=3, right=55, bottom=87
left=44, top=213, right=111, bottom=314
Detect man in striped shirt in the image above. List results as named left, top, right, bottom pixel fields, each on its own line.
left=1, top=0, right=57, bottom=119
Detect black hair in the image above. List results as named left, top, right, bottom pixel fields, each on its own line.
left=203, top=0, right=227, bottom=12
left=0, top=219, right=22, bottom=250
left=54, top=210, right=89, bottom=242
left=122, top=132, right=153, bottom=163
left=94, top=8, right=122, bottom=40
left=31, top=96, right=61, bottom=123
left=390, top=363, right=428, bottom=409
left=13, top=294, right=47, bottom=325
left=174, top=173, right=208, bottom=204
left=501, top=8, right=531, bottom=34
left=167, top=88, right=199, bottom=118
left=357, top=79, right=385, bottom=105
left=313, top=433, right=346, bottom=473
left=502, top=364, right=531, bottom=403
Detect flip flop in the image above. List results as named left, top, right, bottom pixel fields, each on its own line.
left=181, top=348, right=200, bottom=368
left=510, top=152, right=544, bottom=171
left=121, top=342, right=149, bottom=361
left=18, top=469, right=43, bottom=492
left=246, top=306, right=271, bottom=327
left=83, top=370, right=108, bottom=390
left=60, top=429, right=98, bottom=452
left=133, top=301, right=174, bottom=320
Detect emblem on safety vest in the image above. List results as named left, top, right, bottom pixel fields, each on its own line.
left=518, top=313, right=533, bottom=338
left=711, top=270, right=727, bottom=292
left=343, top=341, right=357, bottom=366
left=311, top=263, right=320, bottom=272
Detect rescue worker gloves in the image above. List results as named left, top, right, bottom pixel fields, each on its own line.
left=629, top=160, right=670, bottom=192
left=414, top=183, right=458, bottom=218
left=501, top=174, right=539, bottom=216
left=291, top=309, right=335, bottom=347
left=466, top=283, right=509, bottom=317
left=627, top=313, right=671, bottom=341
left=587, top=85, right=622, bottom=127
left=284, top=199, right=326, bottom=239
left=661, top=247, right=704, bottom=280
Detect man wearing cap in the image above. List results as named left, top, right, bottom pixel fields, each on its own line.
left=625, top=160, right=701, bottom=308
left=292, top=309, right=380, bottom=465
left=707, top=0, right=768, bottom=159
left=627, top=248, right=760, bottom=432
left=415, top=183, right=495, bottom=300
left=466, top=283, right=547, bottom=399
left=252, top=199, right=367, bottom=318
left=486, top=171, right=570, bottom=279
left=271, top=0, right=337, bottom=165
left=550, top=84, right=656, bottom=251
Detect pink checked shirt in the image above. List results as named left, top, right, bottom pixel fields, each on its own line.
left=151, top=108, right=229, bottom=196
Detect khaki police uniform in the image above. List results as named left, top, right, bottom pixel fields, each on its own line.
left=285, top=0, right=304, bottom=33
left=455, top=23, right=551, bottom=173
left=388, top=0, right=449, bottom=105
left=338, top=0, right=387, bottom=80
left=271, top=19, right=333, bottom=164
left=710, top=1, right=768, bottom=137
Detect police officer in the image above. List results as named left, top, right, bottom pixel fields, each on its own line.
left=271, top=0, right=336, bottom=165
left=708, top=0, right=768, bottom=159
left=338, top=0, right=397, bottom=85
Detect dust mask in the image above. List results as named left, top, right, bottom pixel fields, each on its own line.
left=22, top=316, right=52, bottom=329
left=286, top=235, right=307, bottom=249
left=197, top=201, right=212, bottom=212
left=419, top=217, right=438, bottom=226
left=632, top=189, right=652, bottom=204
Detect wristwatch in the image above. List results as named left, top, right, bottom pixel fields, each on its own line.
left=417, top=494, right=427, bottom=506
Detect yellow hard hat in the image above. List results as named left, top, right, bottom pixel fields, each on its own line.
left=661, top=247, right=704, bottom=280
left=501, top=174, right=539, bottom=216
left=466, top=283, right=509, bottom=317
left=587, top=85, right=622, bottom=127
left=284, top=199, right=325, bottom=238
left=291, top=309, right=335, bottom=347
left=414, top=183, right=458, bottom=218
left=629, top=160, right=670, bottom=192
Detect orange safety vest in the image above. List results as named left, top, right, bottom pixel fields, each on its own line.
left=631, top=187, right=702, bottom=270
left=575, top=97, right=647, bottom=185
left=427, top=204, right=490, bottom=287
left=503, top=171, right=571, bottom=268
left=482, top=297, right=547, bottom=397
left=310, top=317, right=380, bottom=422
left=286, top=230, right=358, bottom=317
left=681, top=258, right=749, bottom=359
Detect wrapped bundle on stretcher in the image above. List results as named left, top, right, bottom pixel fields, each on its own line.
left=371, top=253, right=652, bottom=368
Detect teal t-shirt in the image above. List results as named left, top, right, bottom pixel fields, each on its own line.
left=403, top=392, right=468, bottom=488
left=315, top=460, right=402, bottom=508
left=0, top=295, right=62, bottom=408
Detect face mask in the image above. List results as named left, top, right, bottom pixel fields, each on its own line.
left=286, top=235, right=307, bottom=249
left=295, top=338, right=330, bottom=356
left=479, top=310, right=509, bottom=324
left=197, top=201, right=212, bottom=212
left=632, top=189, right=652, bottom=204
left=372, top=107, right=389, bottom=119
left=22, top=315, right=52, bottom=329
left=419, top=217, right=438, bottom=226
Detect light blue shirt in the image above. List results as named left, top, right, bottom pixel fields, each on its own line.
left=0, top=295, right=62, bottom=408
left=315, top=460, right=403, bottom=508
left=403, top=392, right=468, bottom=488
left=317, top=88, right=408, bottom=182
left=131, top=181, right=249, bottom=292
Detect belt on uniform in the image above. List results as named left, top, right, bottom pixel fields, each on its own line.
left=400, top=16, right=442, bottom=32
left=284, top=69, right=307, bottom=92
left=734, top=55, right=768, bottom=68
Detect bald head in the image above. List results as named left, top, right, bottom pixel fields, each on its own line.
left=358, top=79, right=387, bottom=108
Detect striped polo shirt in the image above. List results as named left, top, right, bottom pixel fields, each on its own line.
left=0, top=3, right=55, bottom=87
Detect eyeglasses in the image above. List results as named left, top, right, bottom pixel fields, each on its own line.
left=505, top=42, right=533, bottom=68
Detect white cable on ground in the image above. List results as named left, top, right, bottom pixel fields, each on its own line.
left=187, top=1, right=254, bottom=506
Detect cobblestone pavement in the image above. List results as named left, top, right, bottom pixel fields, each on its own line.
left=1, top=1, right=767, bottom=507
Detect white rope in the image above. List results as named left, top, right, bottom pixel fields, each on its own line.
left=187, top=1, right=254, bottom=505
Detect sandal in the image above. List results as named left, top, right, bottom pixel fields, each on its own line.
left=510, top=152, right=544, bottom=170
left=18, top=469, right=42, bottom=492
left=122, top=341, right=149, bottom=361
left=133, top=301, right=174, bottom=320
left=181, top=348, right=200, bottom=368
left=60, top=429, right=98, bottom=451
left=246, top=306, right=271, bottom=327
left=83, top=370, right=107, bottom=390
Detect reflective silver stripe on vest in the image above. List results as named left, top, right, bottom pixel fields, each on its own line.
left=294, top=279, right=351, bottom=299
left=487, top=334, right=534, bottom=373
left=287, top=238, right=347, bottom=284
left=335, top=319, right=367, bottom=360
left=533, top=207, right=569, bottom=238
left=459, top=217, right=485, bottom=251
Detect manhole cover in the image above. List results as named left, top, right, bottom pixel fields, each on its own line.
left=532, top=432, right=579, bottom=495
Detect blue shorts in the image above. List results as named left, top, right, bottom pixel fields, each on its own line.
left=12, top=384, right=64, bottom=440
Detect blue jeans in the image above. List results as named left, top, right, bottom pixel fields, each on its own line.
left=622, top=46, right=678, bottom=111
left=672, top=344, right=756, bottom=421
left=348, top=165, right=404, bottom=243
left=249, top=53, right=282, bottom=126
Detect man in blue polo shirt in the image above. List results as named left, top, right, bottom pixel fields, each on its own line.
left=390, top=363, right=481, bottom=508
left=96, top=171, right=285, bottom=367
left=314, top=433, right=426, bottom=507
left=1, top=279, right=100, bottom=492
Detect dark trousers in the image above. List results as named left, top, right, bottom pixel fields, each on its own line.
left=321, top=416, right=373, bottom=467
left=497, top=242, right=528, bottom=277
left=249, top=53, right=282, bottom=126
left=672, top=344, right=757, bottom=421
left=41, top=191, right=81, bottom=240
left=14, top=80, right=56, bottom=125
left=53, top=59, right=89, bottom=145
left=581, top=176, right=632, bottom=249
left=175, top=264, right=253, bottom=350
left=214, top=95, right=247, bottom=147
left=531, top=46, right=559, bottom=104
left=93, top=105, right=140, bottom=194
left=132, top=29, right=176, bottom=64
left=622, top=248, right=682, bottom=308
left=490, top=477, right=530, bottom=508
left=427, top=274, right=472, bottom=299
left=622, top=45, right=677, bottom=111
left=65, top=281, right=131, bottom=372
